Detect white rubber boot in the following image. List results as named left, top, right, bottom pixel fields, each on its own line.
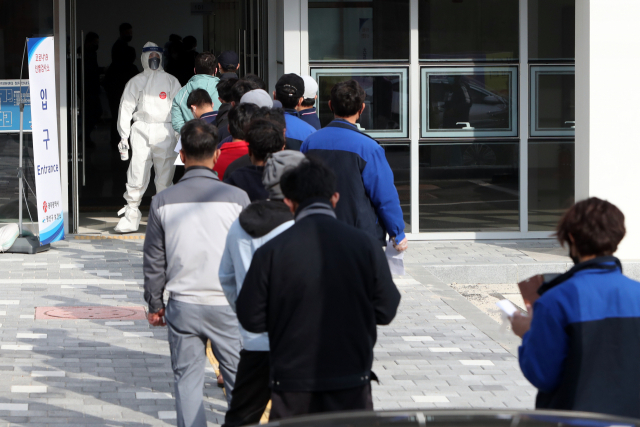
left=114, top=206, right=141, bottom=233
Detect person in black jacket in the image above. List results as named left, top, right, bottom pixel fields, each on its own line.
left=215, top=77, right=237, bottom=147
left=236, top=158, right=401, bottom=420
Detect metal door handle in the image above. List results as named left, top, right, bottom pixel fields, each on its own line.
left=565, top=121, right=575, bottom=129
left=243, top=29, right=247, bottom=76
left=456, top=122, right=474, bottom=130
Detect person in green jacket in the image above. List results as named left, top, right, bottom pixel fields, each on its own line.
left=171, top=52, right=222, bottom=134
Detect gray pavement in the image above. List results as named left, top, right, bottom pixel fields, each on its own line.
left=0, top=237, right=537, bottom=426
left=405, top=239, right=572, bottom=285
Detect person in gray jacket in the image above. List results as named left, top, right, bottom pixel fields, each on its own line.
left=143, top=119, right=250, bottom=427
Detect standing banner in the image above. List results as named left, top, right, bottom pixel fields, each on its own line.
left=27, top=37, right=64, bottom=245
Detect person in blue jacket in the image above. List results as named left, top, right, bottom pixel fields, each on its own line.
left=273, top=74, right=316, bottom=150
left=300, top=79, right=407, bottom=250
left=511, top=197, right=640, bottom=418
left=296, top=75, right=321, bottom=130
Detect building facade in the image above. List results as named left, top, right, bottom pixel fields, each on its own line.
left=3, top=1, right=635, bottom=255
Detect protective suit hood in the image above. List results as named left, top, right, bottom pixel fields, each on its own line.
left=141, top=42, right=164, bottom=72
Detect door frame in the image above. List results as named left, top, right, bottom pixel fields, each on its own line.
left=54, top=0, right=71, bottom=235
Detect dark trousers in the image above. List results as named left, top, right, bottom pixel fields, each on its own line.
left=269, top=383, right=373, bottom=421
left=223, top=350, right=271, bottom=427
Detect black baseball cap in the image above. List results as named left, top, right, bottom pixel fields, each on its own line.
left=218, top=51, right=239, bottom=69
left=275, top=73, right=305, bottom=101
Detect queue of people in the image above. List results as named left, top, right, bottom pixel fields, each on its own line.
left=123, top=43, right=408, bottom=427
left=116, top=38, right=640, bottom=427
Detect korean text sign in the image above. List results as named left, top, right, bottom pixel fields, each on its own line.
left=27, top=37, right=64, bottom=245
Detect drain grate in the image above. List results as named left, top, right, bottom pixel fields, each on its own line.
left=35, top=306, right=147, bottom=320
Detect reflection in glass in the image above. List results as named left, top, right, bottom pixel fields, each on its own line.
left=312, top=68, right=408, bottom=138
left=531, top=67, right=575, bottom=136
left=0, top=135, right=38, bottom=231
left=419, top=143, right=519, bottom=232
left=529, top=0, right=575, bottom=60
left=419, top=0, right=518, bottom=61
left=383, top=144, right=410, bottom=232
left=529, top=142, right=574, bottom=231
left=0, top=0, right=54, bottom=79
left=309, top=0, right=409, bottom=61
left=422, top=67, right=517, bottom=138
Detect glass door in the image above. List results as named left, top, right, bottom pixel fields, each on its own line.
left=202, top=0, right=268, bottom=80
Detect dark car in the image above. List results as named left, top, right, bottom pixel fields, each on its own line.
left=261, top=410, right=640, bottom=427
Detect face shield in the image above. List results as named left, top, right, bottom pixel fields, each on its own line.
left=141, top=43, right=164, bottom=71
left=148, top=52, right=161, bottom=70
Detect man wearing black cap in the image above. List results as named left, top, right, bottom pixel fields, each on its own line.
left=218, top=51, right=240, bottom=80
left=274, top=74, right=317, bottom=150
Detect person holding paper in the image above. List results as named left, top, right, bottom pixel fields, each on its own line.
left=510, top=197, right=640, bottom=418
left=300, top=80, right=407, bottom=251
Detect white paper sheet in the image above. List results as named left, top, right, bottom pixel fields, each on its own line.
left=385, top=239, right=406, bottom=276
left=495, top=299, right=518, bottom=318
left=174, top=137, right=184, bottom=165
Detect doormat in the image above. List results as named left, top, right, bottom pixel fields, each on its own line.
left=35, top=306, right=147, bottom=320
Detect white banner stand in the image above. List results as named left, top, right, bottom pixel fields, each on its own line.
left=7, top=36, right=62, bottom=254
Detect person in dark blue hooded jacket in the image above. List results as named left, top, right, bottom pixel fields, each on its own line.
left=511, top=197, right=640, bottom=418
left=301, top=79, right=406, bottom=250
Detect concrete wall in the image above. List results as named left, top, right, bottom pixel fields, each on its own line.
left=76, top=0, right=203, bottom=71
left=281, top=0, right=302, bottom=75
left=576, top=0, right=640, bottom=258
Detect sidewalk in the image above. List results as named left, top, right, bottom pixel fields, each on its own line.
left=407, top=239, right=640, bottom=283
left=0, top=236, right=536, bottom=426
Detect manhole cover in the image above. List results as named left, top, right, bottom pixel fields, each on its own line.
left=35, top=306, right=147, bottom=320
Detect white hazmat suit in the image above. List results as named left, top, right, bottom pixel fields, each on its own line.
left=115, top=42, right=182, bottom=233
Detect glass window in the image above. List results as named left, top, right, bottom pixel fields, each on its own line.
left=530, top=66, right=575, bottom=137
left=419, top=0, right=519, bottom=61
left=419, top=143, right=519, bottom=232
left=529, top=0, right=575, bottom=60
left=0, top=0, right=54, bottom=79
left=383, top=144, right=410, bottom=232
left=421, top=67, right=517, bottom=138
left=309, top=0, right=409, bottom=61
left=528, top=141, right=574, bottom=231
left=311, top=67, right=408, bottom=138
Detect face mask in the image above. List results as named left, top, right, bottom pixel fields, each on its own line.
left=569, top=247, right=580, bottom=265
left=123, top=35, right=133, bottom=43
left=148, top=57, right=160, bottom=70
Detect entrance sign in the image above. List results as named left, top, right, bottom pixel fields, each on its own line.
left=0, top=80, right=32, bottom=133
left=27, top=36, right=64, bottom=245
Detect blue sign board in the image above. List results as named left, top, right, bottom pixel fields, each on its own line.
left=0, top=80, right=32, bottom=133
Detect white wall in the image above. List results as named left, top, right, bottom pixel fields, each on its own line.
left=576, top=0, right=640, bottom=258
left=77, top=0, right=203, bottom=70
left=281, top=0, right=301, bottom=75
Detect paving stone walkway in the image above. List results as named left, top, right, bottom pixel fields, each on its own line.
left=0, top=237, right=535, bottom=426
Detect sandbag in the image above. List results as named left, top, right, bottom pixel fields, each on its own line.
left=0, top=223, right=19, bottom=252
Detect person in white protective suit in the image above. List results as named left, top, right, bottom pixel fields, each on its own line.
left=115, top=42, right=182, bottom=233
